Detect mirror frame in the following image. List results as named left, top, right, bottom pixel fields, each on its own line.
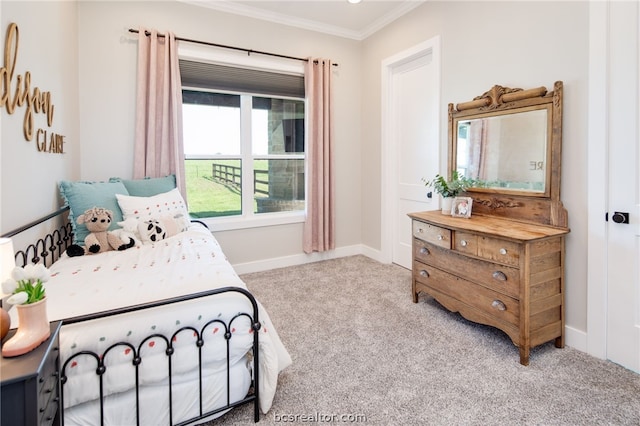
left=448, top=81, right=568, bottom=228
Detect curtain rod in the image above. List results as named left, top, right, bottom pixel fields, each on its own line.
left=128, top=29, right=338, bottom=66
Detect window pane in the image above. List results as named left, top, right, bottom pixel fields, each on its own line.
left=254, top=159, right=305, bottom=214
left=185, top=159, right=242, bottom=218
left=252, top=97, right=305, bottom=155
left=182, top=86, right=306, bottom=221
left=183, top=94, right=241, bottom=155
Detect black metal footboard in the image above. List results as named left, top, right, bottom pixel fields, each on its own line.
left=60, top=287, right=261, bottom=425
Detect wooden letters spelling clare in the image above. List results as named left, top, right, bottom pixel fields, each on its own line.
left=0, top=23, right=64, bottom=154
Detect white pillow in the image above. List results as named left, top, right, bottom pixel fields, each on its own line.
left=116, top=188, right=188, bottom=222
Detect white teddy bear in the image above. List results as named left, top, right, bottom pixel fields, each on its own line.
left=112, top=217, right=143, bottom=248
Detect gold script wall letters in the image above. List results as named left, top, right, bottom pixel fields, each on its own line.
left=0, top=23, right=64, bottom=153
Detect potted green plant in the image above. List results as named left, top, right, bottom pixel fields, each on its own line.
left=422, top=171, right=474, bottom=214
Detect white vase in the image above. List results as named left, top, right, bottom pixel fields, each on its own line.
left=441, top=196, right=453, bottom=215
left=1, top=298, right=50, bottom=357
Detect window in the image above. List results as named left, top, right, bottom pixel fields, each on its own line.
left=456, top=121, right=470, bottom=177
left=180, top=60, right=306, bottom=228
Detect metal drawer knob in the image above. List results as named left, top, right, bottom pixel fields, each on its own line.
left=460, top=240, right=468, bottom=247
left=419, top=247, right=429, bottom=255
left=499, top=248, right=507, bottom=255
left=418, top=227, right=424, bottom=233
left=437, top=234, right=444, bottom=241
left=492, top=271, right=507, bottom=281
left=419, top=270, right=429, bottom=277
left=491, top=300, right=507, bottom=311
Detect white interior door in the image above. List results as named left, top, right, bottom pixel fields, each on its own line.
left=606, top=141, right=640, bottom=373
left=381, top=38, right=440, bottom=269
left=604, top=0, right=640, bottom=372
left=589, top=0, right=640, bottom=373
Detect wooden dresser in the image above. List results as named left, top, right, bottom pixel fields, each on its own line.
left=409, top=210, right=569, bottom=365
left=1, top=321, right=62, bottom=425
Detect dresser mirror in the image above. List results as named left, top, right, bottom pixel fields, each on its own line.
left=448, top=81, right=568, bottom=227
left=455, top=107, right=550, bottom=195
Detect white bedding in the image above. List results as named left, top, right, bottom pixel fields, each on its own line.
left=64, top=358, right=252, bottom=426
left=9, top=224, right=291, bottom=419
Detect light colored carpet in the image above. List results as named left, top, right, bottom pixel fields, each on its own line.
left=205, top=255, right=640, bottom=425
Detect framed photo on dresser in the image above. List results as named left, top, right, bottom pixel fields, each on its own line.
left=451, top=196, right=472, bottom=218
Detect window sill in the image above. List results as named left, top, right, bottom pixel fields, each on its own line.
left=196, top=211, right=305, bottom=232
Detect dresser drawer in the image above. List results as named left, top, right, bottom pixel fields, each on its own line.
left=413, top=260, right=520, bottom=327
left=39, top=396, right=58, bottom=426
left=38, top=344, right=59, bottom=392
left=454, top=231, right=478, bottom=255
left=478, top=236, right=520, bottom=266
left=412, top=220, right=451, bottom=249
left=37, top=354, right=59, bottom=426
left=37, top=379, right=58, bottom=422
left=413, top=239, right=520, bottom=298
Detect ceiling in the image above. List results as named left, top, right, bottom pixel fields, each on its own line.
left=182, top=1, right=426, bottom=40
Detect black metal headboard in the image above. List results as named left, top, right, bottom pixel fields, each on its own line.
left=0, top=206, right=73, bottom=267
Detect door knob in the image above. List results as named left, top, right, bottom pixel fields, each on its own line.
left=612, top=212, right=629, bottom=224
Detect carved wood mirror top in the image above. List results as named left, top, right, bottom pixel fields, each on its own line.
left=448, top=81, right=567, bottom=228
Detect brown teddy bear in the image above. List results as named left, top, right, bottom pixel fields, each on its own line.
left=66, top=207, right=135, bottom=257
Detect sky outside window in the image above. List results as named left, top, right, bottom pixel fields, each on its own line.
left=183, top=104, right=268, bottom=156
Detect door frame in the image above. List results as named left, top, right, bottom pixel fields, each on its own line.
left=586, top=0, right=609, bottom=360
left=380, top=36, right=441, bottom=264
left=587, top=0, right=640, bottom=370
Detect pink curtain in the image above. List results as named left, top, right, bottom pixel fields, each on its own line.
left=134, top=27, right=186, bottom=197
left=469, top=119, right=489, bottom=180
left=303, top=59, right=335, bottom=253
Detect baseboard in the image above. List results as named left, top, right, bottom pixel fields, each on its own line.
left=231, top=244, right=385, bottom=275
left=564, top=324, right=588, bottom=354
left=359, top=245, right=385, bottom=263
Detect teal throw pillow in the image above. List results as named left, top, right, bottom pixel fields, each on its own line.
left=109, top=175, right=176, bottom=197
left=59, top=180, right=129, bottom=245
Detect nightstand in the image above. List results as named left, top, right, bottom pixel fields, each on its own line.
left=1, top=321, right=62, bottom=426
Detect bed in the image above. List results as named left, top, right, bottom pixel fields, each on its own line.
left=2, top=181, right=292, bottom=425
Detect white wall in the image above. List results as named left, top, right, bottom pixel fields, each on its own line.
left=0, top=1, right=79, bottom=235
left=360, top=1, right=590, bottom=336
left=75, top=1, right=363, bottom=267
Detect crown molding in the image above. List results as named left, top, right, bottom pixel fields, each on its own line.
left=179, top=0, right=425, bottom=41
left=359, top=1, right=424, bottom=40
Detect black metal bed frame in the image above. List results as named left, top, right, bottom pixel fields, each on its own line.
left=1, top=208, right=261, bottom=425
left=1, top=206, right=74, bottom=267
